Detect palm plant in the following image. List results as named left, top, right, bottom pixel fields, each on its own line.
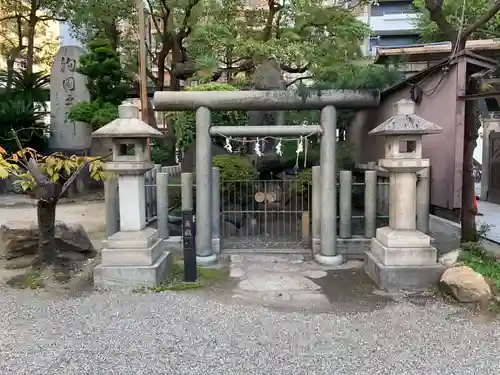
left=0, top=68, right=50, bottom=107
left=0, top=68, right=50, bottom=153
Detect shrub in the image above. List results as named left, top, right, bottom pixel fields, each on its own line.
left=290, top=142, right=356, bottom=194
left=168, top=83, right=247, bottom=152
left=213, top=154, right=258, bottom=192
left=68, top=101, right=118, bottom=130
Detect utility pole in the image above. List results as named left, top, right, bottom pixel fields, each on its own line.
left=137, top=0, right=150, bottom=156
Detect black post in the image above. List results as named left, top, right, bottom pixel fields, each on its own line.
left=182, top=211, right=197, bottom=282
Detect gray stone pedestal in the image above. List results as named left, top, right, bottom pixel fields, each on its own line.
left=364, top=227, right=444, bottom=290
left=363, top=99, right=444, bottom=291
left=95, top=228, right=173, bottom=287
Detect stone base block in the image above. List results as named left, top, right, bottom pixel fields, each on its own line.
left=376, top=227, right=431, bottom=248
left=371, top=238, right=437, bottom=266
left=163, top=236, right=182, bottom=253
left=101, top=239, right=163, bottom=266
left=364, top=251, right=444, bottom=291
left=212, top=237, right=221, bottom=254
left=94, top=251, right=173, bottom=287
left=107, top=227, right=158, bottom=249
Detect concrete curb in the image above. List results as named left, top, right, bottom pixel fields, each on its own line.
left=430, top=214, right=500, bottom=254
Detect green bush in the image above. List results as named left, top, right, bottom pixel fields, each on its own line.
left=68, top=101, right=118, bottom=130
left=77, top=38, right=129, bottom=105
left=150, top=142, right=170, bottom=165
left=168, top=83, right=247, bottom=152
left=213, top=154, right=258, bottom=192
left=290, top=142, right=356, bottom=194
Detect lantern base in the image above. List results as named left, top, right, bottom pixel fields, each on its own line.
left=364, top=251, right=444, bottom=291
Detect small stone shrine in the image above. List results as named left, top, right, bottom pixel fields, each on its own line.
left=364, top=99, right=445, bottom=290
left=92, top=102, right=172, bottom=287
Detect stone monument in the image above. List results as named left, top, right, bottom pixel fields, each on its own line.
left=50, top=46, right=91, bottom=153
left=92, top=102, right=172, bottom=287
left=364, top=99, right=445, bottom=290
left=248, top=59, right=285, bottom=158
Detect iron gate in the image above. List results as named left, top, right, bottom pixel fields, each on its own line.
left=220, top=179, right=311, bottom=250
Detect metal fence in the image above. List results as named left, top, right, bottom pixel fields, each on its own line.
left=105, top=165, right=430, bottom=258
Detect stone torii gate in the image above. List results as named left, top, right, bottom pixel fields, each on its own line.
left=154, top=89, right=380, bottom=265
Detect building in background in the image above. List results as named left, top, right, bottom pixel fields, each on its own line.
left=367, top=0, right=420, bottom=56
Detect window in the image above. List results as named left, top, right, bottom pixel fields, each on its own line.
left=371, top=1, right=414, bottom=16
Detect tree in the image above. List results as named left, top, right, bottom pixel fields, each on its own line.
left=184, top=0, right=370, bottom=86
left=59, top=0, right=375, bottom=90
left=68, top=38, right=131, bottom=130
left=58, top=0, right=136, bottom=49
left=414, top=0, right=500, bottom=43
left=0, top=136, right=108, bottom=272
left=0, top=0, right=62, bottom=75
left=416, top=0, right=500, bottom=241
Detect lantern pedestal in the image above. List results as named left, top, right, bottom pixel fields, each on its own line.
left=363, top=99, right=445, bottom=291
left=92, top=103, right=172, bottom=288
left=94, top=228, right=173, bottom=287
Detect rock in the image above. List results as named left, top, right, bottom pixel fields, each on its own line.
left=440, top=266, right=492, bottom=303
left=438, top=250, right=462, bottom=267
left=1, top=221, right=97, bottom=265
left=58, top=251, right=88, bottom=262
left=4, top=255, right=37, bottom=269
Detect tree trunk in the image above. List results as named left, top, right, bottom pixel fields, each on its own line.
left=34, top=199, right=58, bottom=269
left=461, top=93, right=477, bottom=242
left=5, top=58, right=15, bottom=89
left=26, top=2, right=38, bottom=74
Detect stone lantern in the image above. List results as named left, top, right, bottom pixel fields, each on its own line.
left=364, top=99, right=444, bottom=290
left=92, top=102, right=171, bottom=287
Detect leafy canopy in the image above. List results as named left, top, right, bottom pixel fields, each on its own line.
left=413, top=0, right=500, bottom=42
left=187, top=0, right=371, bottom=80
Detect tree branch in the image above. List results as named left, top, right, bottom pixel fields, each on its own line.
left=424, top=0, right=458, bottom=43
left=58, top=152, right=112, bottom=199
left=463, top=0, right=500, bottom=39
left=144, top=0, right=162, bottom=36
left=280, top=63, right=310, bottom=73
left=286, top=75, right=313, bottom=87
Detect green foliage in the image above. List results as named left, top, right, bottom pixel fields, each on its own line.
left=460, top=242, right=500, bottom=289
left=169, top=83, right=247, bottom=151
left=135, top=261, right=229, bottom=292
left=212, top=154, right=258, bottom=192
left=77, top=38, right=129, bottom=104
left=187, top=0, right=370, bottom=80
left=57, top=0, right=136, bottom=46
left=68, top=37, right=128, bottom=130
left=68, top=101, right=118, bottom=130
left=290, top=142, right=356, bottom=194
left=0, top=69, right=50, bottom=104
left=292, top=168, right=313, bottom=195
left=290, top=64, right=403, bottom=133
left=0, top=70, right=49, bottom=153
left=150, top=142, right=170, bottom=165
left=413, top=0, right=500, bottom=42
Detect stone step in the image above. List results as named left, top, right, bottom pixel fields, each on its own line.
left=222, top=248, right=313, bottom=260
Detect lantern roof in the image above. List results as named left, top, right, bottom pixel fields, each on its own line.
left=92, top=102, right=163, bottom=139
left=369, top=99, right=443, bottom=136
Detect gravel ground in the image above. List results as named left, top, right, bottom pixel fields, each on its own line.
left=0, top=287, right=499, bottom=375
